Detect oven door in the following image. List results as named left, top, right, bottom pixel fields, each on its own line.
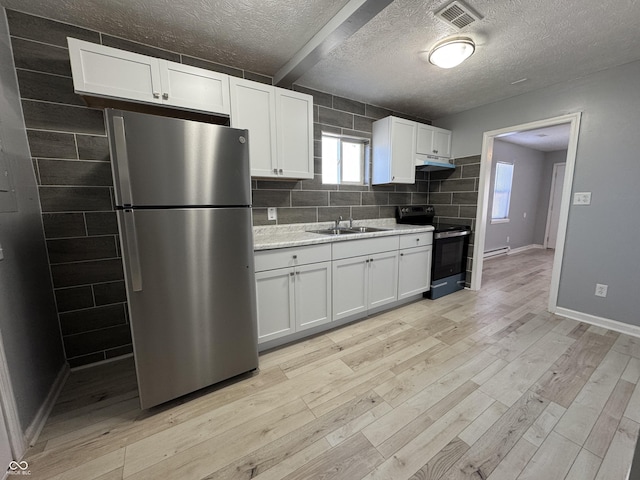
left=432, top=234, right=469, bottom=281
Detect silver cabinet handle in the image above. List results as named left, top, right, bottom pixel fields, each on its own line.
left=273, top=168, right=278, bottom=174
left=365, top=259, right=370, bottom=263
left=153, top=92, right=160, bottom=99
left=370, top=258, right=374, bottom=263
left=112, top=116, right=133, bottom=206
left=279, top=169, right=284, bottom=174
left=296, top=271, right=300, bottom=275
left=162, top=93, right=169, bottom=100
left=123, top=209, right=142, bottom=292
left=416, top=238, right=420, bottom=242
left=293, top=255, right=297, bottom=259
left=289, top=272, right=295, bottom=277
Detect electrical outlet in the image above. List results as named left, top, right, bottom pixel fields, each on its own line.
left=523, top=212, right=527, bottom=218
left=595, top=283, right=608, bottom=297
left=267, top=207, right=277, bottom=221
left=573, top=192, right=592, bottom=205
left=506, top=236, right=510, bottom=243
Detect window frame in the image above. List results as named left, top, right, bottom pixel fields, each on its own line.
left=321, top=132, right=369, bottom=186
left=491, top=161, right=514, bottom=224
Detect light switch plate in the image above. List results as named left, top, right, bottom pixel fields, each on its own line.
left=573, top=192, right=591, bottom=205
left=595, top=283, right=608, bottom=297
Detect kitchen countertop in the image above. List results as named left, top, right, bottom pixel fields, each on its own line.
left=253, top=219, right=434, bottom=251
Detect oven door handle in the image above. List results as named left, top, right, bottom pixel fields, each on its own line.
left=434, top=230, right=471, bottom=239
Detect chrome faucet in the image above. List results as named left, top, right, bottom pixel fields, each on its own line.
left=334, top=215, right=343, bottom=229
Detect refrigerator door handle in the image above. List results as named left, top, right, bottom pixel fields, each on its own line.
left=123, top=209, right=143, bottom=292
left=112, top=116, right=134, bottom=206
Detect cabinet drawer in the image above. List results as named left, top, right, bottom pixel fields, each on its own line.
left=255, top=244, right=331, bottom=272
left=332, top=236, right=399, bottom=260
left=399, top=232, right=433, bottom=249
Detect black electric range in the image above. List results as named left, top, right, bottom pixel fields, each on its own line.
left=396, top=206, right=472, bottom=299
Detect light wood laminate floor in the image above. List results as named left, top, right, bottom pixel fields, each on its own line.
left=24, top=249, right=640, bottom=479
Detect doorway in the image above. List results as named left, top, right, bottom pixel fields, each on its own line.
left=470, top=113, right=581, bottom=314
left=544, top=162, right=566, bottom=249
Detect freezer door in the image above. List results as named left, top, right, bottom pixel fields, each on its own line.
left=107, top=109, right=251, bottom=207
left=117, top=207, right=258, bottom=409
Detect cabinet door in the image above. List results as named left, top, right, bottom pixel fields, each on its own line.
left=390, top=117, right=416, bottom=184
left=255, top=268, right=295, bottom=343
left=275, top=89, right=314, bottom=179
left=416, top=123, right=434, bottom=156
left=295, top=262, right=332, bottom=331
left=68, top=38, right=162, bottom=104
left=160, top=60, right=230, bottom=115
left=230, top=79, right=278, bottom=178
left=432, top=128, right=451, bottom=158
left=398, top=246, right=432, bottom=299
left=332, top=256, right=368, bottom=321
left=368, top=251, right=399, bottom=309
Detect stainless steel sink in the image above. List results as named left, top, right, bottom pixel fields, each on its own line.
left=308, top=226, right=389, bottom=235
left=308, top=228, right=357, bottom=236
left=347, top=226, right=389, bottom=233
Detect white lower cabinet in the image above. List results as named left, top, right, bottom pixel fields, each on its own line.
left=255, top=231, right=432, bottom=346
left=254, top=245, right=331, bottom=344
left=398, top=245, right=432, bottom=299
left=255, top=268, right=295, bottom=343
left=332, top=249, right=399, bottom=321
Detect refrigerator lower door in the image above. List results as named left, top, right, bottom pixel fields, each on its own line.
left=117, top=207, right=258, bottom=409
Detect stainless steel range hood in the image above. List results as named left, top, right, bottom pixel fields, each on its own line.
left=415, top=155, right=455, bottom=171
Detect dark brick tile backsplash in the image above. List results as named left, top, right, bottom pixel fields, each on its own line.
left=37, top=159, right=113, bottom=186
left=22, top=100, right=105, bottom=135
left=17, top=70, right=83, bottom=106
left=47, top=236, right=118, bottom=264
left=27, top=130, right=77, bottom=159
left=63, top=324, right=132, bottom=358
left=76, top=135, right=110, bottom=161
left=93, top=281, right=127, bottom=306
left=10, top=37, right=73, bottom=77
left=84, top=212, right=118, bottom=235
left=59, top=303, right=127, bottom=336
left=39, top=186, right=112, bottom=212
left=55, top=286, right=94, bottom=313
left=50, top=258, right=124, bottom=289
left=42, top=213, right=87, bottom=238
left=333, top=96, right=366, bottom=115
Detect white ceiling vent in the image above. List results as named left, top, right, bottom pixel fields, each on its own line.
left=435, top=1, right=482, bottom=30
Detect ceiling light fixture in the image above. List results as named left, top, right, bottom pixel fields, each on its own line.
left=428, top=37, right=475, bottom=69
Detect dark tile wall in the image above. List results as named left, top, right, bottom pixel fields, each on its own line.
left=5, top=9, right=280, bottom=367
left=426, top=155, right=481, bottom=286
left=251, top=85, right=432, bottom=225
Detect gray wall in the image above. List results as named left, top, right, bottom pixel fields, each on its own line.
left=533, top=150, right=567, bottom=245
left=485, top=140, right=545, bottom=251
left=0, top=10, right=65, bottom=430
left=436, top=60, right=640, bottom=326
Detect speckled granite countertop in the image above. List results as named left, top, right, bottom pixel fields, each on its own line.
left=254, top=219, right=434, bottom=251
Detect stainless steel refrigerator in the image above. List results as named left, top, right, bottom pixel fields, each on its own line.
left=105, top=109, right=258, bottom=409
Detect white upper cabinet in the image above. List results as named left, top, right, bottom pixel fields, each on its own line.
left=68, top=38, right=230, bottom=115
left=230, top=78, right=314, bottom=179
left=159, top=60, right=230, bottom=114
left=416, top=124, right=452, bottom=159
left=275, top=89, right=314, bottom=179
left=229, top=79, right=277, bottom=177
left=372, top=116, right=417, bottom=184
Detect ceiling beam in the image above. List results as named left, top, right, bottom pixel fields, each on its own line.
left=274, top=0, right=394, bottom=87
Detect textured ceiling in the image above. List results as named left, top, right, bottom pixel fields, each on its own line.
left=0, top=0, right=352, bottom=74
left=2, top=0, right=640, bottom=120
left=498, top=124, right=571, bottom=153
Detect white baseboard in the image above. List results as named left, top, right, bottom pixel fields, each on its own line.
left=508, top=244, right=545, bottom=255
left=555, top=307, right=640, bottom=338
left=24, top=363, right=69, bottom=447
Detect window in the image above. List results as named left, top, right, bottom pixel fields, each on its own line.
left=322, top=133, right=369, bottom=185
left=491, top=162, right=514, bottom=222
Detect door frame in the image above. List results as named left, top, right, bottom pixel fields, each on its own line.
left=471, top=112, right=581, bottom=314
left=543, top=162, right=567, bottom=249
left=0, top=331, right=25, bottom=459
